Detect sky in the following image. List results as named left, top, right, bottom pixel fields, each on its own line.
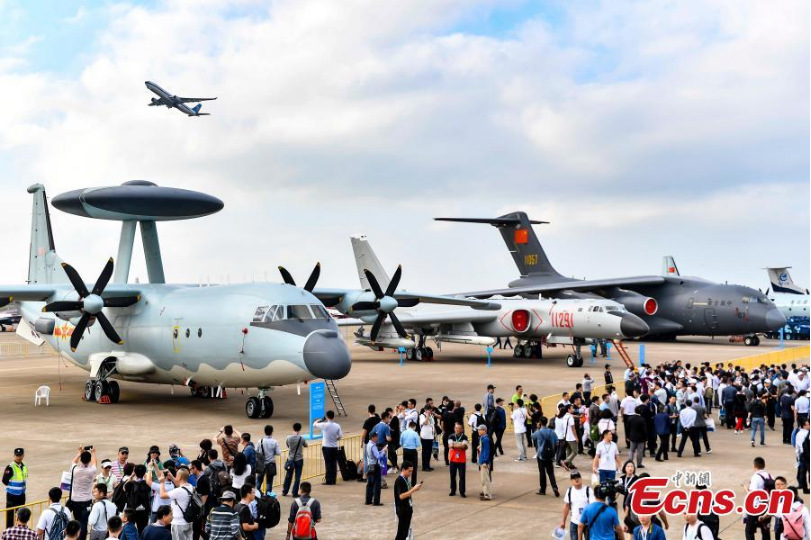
left=0, top=0, right=808, bottom=294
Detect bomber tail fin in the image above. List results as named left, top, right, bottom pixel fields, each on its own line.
left=765, top=267, right=807, bottom=295
left=434, top=212, right=563, bottom=280
left=662, top=256, right=680, bottom=277
left=27, top=184, right=68, bottom=285
left=350, top=235, right=390, bottom=291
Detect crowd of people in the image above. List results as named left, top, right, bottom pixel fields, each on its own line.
left=2, top=361, right=809, bottom=540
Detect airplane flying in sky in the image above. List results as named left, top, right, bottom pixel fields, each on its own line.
left=333, top=235, right=649, bottom=367
left=145, top=81, right=216, bottom=116
left=3, top=183, right=494, bottom=418
left=436, top=212, right=786, bottom=345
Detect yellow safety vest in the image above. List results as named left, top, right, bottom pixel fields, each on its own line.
left=7, top=462, right=28, bottom=496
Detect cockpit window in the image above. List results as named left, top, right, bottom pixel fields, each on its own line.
left=287, top=305, right=315, bottom=320
left=310, top=305, right=330, bottom=320
left=265, top=305, right=283, bottom=322
left=756, top=296, right=771, bottom=305
left=606, top=306, right=626, bottom=314
left=252, top=306, right=269, bottom=322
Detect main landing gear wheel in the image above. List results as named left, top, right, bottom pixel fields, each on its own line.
left=94, top=380, right=109, bottom=399
left=523, top=345, right=533, bottom=358
left=566, top=355, right=584, bottom=368
left=744, top=336, right=759, bottom=346
left=425, top=347, right=433, bottom=359
left=405, top=348, right=415, bottom=361
left=513, top=344, right=524, bottom=358
left=753, top=336, right=760, bottom=346
left=84, top=380, right=96, bottom=402
left=246, top=397, right=261, bottom=419
left=260, top=396, right=274, bottom=418
left=108, top=381, right=121, bottom=404
left=415, top=348, right=424, bottom=361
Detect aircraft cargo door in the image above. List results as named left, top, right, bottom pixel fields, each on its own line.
left=704, top=308, right=719, bottom=332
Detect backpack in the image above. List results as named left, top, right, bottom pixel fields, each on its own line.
left=291, top=498, right=316, bottom=540
left=683, top=522, right=710, bottom=540
left=177, top=485, right=204, bottom=523
left=207, top=462, right=230, bottom=496
left=111, top=478, right=128, bottom=512
left=344, top=460, right=359, bottom=481
left=45, top=506, right=69, bottom=540
left=757, top=472, right=775, bottom=493
left=589, top=423, right=600, bottom=441
left=782, top=507, right=806, bottom=540
left=255, top=496, right=281, bottom=529
left=126, top=480, right=151, bottom=512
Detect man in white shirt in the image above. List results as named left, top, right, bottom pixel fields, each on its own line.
left=561, top=404, right=578, bottom=470
left=682, top=513, right=714, bottom=540
left=418, top=405, right=437, bottom=472
left=37, top=488, right=73, bottom=540
left=795, top=419, right=810, bottom=494
left=313, top=410, right=343, bottom=485
left=592, top=430, right=621, bottom=483
left=795, top=390, right=810, bottom=425
left=559, top=471, right=594, bottom=540
left=677, top=405, right=700, bottom=458
left=745, top=457, right=773, bottom=540
left=620, top=391, right=640, bottom=448
left=87, top=484, right=117, bottom=540
left=511, top=400, right=528, bottom=461
left=160, top=469, right=193, bottom=540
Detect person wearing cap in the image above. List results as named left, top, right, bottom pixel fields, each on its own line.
left=562, top=470, right=595, bottom=540
left=477, top=424, right=492, bottom=501
left=168, top=446, right=189, bottom=468
left=110, top=449, right=130, bottom=484
left=96, top=461, right=116, bottom=493
left=3, top=448, right=28, bottom=528
left=144, top=447, right=164, bottom=482
left=482, top=384, right=496, bottom=422
left=204, top=492, right=239, bottom=540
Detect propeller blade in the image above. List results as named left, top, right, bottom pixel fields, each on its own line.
left=42, top=301, right=83, bottom=313
left=351, top=301, right=378, bottom=311
left=0, top=297, right=11, bottom=308
left=70, top=313, right=91, bottom=351
left=104, top=296, right=141, bottom=308
left=389, top=311, right=407, bottom=338
left=364, top=270, right=384, bottom=299
left=396, top=298, right=420, bottom=308
left=91, top=258, right=114, bottom=296
left=278, top=266, right=296, bottom=286
left=370, top=312, right=386, bottom=342
left=304, top=262, right=321, bottom=292
left=385, top=265, right=402, bottom=297
left=96, top=312, right=124, bottom=345
left=61, top=263, right=89, bottom=297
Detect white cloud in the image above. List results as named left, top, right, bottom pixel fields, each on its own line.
left=0, top=0, right=807, bottom=294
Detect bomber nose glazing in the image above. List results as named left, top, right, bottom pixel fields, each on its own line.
left=620, top=313, right=650, bottom=338
left=302, top=329, right=352, bottom=380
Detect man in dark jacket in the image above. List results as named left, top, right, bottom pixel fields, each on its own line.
left=493, top=399, right=507, bottom=457
left=627, top=407, right=648, bottom=468
left=722, top=382, right=738, bottom=430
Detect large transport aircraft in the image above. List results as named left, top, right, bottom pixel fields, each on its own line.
left=436, top=212, right=786, bottom=345
left=145, top=81, right=216, bottom=117
left=335, top=235, right=650, bottom=367
left=2, top=183, right=491, bottom=418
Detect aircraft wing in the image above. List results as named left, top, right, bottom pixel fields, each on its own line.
left=0, top=284, right=143, bottom=306
left=312, top=288, right=501, bottom=310
left=457, top=276, right=668, bottom=299
left=177, top=97, right=217, bottom=103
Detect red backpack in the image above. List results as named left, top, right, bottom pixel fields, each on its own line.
left=782, top=506, right=805, bottom=540
left=291, top=498, right=316, bottom=540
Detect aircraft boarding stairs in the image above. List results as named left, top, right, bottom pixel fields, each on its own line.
left=325, top=379, right=348, bottom=417
left=611, top=340, right=637, bottom=370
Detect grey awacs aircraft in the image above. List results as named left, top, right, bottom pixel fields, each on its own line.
left=1, top=182, right=492, bottom=419
left=145, top=81, right=216, bottom=116
left=436, top=212, right=786, bottom=344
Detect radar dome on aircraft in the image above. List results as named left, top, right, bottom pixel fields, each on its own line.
left=52, top=181, right=223, bottom=221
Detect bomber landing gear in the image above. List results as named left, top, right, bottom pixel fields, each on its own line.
left=744, top=335, right=761, bottom=346
left=246, top=389, right=274, bottom=419
left=407, top=336, right=434, bottom=361
left=513, top=341, right=543, bottom=359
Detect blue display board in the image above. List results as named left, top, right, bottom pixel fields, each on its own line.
left=307, top=381, right=325, bottom=440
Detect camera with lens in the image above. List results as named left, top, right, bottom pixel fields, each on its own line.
left=595, top=479, right=626, bottom=501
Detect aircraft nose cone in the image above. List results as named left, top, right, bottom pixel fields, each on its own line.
left=765, top=309, right=787, bottom=331
left=620, top=313, right=649, bottom=338
left=303, top=329, right=351, bottom=380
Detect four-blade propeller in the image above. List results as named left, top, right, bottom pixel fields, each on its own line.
left=278, top=262, right=321, bottom=292
left=354, top=265, right=418, bottom=342
left=42, top=258, right=140, bottom=351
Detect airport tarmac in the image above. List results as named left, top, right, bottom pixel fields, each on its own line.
left=0, top=333, right=806, bottom=539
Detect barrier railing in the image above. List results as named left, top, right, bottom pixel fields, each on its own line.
left=0, top=341, right=53, bottom=357
left=1, top=496, right=68, bottom=533
left=725, top=345, right=809, bottom=372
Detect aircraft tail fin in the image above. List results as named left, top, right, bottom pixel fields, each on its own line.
left=350, top=235, right=390, bottom=291
left=27, top=184, right=68, bottom=285
left=434, top=212, right=563, bottom=280
left=662, top=256, right=680, bottom=277
left=189, top=104, right=210, bottom=116
left=765, top=267, right=807, bottom=295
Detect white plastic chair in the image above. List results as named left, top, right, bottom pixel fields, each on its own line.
left=35, top=385, right=50, bottom=406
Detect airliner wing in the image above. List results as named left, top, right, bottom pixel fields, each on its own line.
left=457, top=276, right=668, bottom=299
left=178, top=97, right=217, bottom=103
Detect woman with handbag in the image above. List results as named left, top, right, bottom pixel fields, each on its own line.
left=282, top=423, right=308, bottom=497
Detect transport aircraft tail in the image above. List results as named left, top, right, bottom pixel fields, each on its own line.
left=662, top=256, right=680, bottom=277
